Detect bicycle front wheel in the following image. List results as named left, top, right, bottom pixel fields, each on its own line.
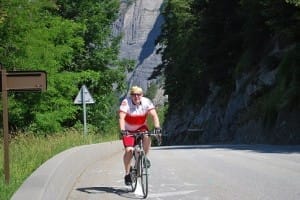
left=130, top=164, right=138, bottom=192
left=140, top=155, right=148, bottom=198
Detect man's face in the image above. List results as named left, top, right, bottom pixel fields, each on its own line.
left=131, top=93, right=143, bottom=105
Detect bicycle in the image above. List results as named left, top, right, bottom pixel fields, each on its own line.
left=124, top=130, right=161, bottom=198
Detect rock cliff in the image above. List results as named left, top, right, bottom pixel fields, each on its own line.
left=164, top=46, right=299, bottom=145
left=114, top=1, right=299, bottom=145
left=114, top=0, right=164, bottom=92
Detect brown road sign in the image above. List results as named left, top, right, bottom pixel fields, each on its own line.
left=1, top=71, right=47, bottom=91
left=1, top=69, right=47, bottom=184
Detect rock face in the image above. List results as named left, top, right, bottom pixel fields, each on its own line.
left=164, top=64, right=299, bottom=145
left=114, top=0, right=164, bottom=92
left=114, top=1, right=299, bottom=145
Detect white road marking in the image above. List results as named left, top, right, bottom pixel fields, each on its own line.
left=134, top=182, right=144, bottom=196
left=183, top=182, right=198, bottom=186
left=149, top=190, right=198, bottom=198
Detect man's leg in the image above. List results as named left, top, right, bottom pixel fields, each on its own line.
left=143, top=135, right=152, bottom=168
left=143, top=135, right=151, bottom=154
left=123, top=147, right=133, bottom=185
left=122, top=135, right=135, bottom=185
left=123, top=147, right=133, bottom=174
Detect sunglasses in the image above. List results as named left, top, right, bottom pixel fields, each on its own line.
left=131, top=93, right=142, bottom=96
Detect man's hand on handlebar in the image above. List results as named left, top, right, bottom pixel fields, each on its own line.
left=154, top=127, right=162, bottom=135
left=154, top=127, right=162, bottom=145
left=120, top=130, right=128, bottom=139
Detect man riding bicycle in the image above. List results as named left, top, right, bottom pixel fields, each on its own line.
left=119, top=85, right=161, bottom=185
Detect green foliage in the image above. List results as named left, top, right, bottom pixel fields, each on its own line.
left=276, top=44, right=300, bottom=110
left=54, top=0, right=121, bottom=71
left=249, top=4, right=300, bottom=127
left=256, top=44, right=299, bottom=129
left=0, top=130, right=118, bottom=200
left=285, top=0, right=300, bottom=6
left=158, top=0, right=244, bottom=108
left=159, top=0, right=299, bottom=142
left=158, top=0, right=207, bottom=106
left=146, top=83, right=158, bottom=100
left=0, top=2, right=6, bottom=24
left=0, top=0, right=129, bottom=133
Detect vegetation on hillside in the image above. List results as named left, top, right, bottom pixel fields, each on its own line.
left=156, top=0, right=299, bottom=142
left=0, top=0, right=299, bottom=139
left=0, top=0, right=130, bottom=134
left=0, top=0, right=298, bottom=197
left=0, top=130, right=117, bottom=200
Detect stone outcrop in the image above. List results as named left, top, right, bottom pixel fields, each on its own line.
left=113, top=1, right=299, bottom=145
left=164, top=59, right=299, bottom=145
left=114, top=0, right=164, bottom=92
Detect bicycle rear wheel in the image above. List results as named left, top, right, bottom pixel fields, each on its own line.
left=140, top=155, right=149, bottom=198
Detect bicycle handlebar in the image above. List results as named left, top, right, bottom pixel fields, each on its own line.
left=122, top=130, right=163, bottom=145
left=121, top=130, right=161, bottom=136
left=123, top=131, right=161, bottom=136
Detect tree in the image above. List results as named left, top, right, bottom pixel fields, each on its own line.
left=0, top=0, right=129, bottom=133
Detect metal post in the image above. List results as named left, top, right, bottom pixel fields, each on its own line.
left=2, top=69, right=10, bottom=184
left=81, top=88, right=87, bottom=135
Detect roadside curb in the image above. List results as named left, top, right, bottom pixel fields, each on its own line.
left=11, top=140, right=122, bottom=200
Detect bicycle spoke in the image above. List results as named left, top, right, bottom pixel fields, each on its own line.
left=130, top=158, right=138, bottom=191
left=140, top=155, right=148, bottom=198
left=125, top=131, right=159, bottom=197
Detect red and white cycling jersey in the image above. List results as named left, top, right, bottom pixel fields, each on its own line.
left=119, top=96, right=155, bottom=131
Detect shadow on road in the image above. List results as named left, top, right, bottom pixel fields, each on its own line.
left=152, top=144, right=300, bottom=154
left=76, top=186, right=143, bottom=199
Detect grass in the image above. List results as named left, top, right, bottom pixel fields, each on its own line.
left=0, top=129, right=118, bottom=200
left=0, top=105, right=166, bottom=200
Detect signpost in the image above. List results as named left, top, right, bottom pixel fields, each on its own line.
left=74, top=85, right=95, bottom=135
left=1, top=68, right=47, bottom=184
left=4, top=71, right=47, bottom=91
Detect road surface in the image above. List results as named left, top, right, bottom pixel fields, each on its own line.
left=67, top=145, right=300, bottom=200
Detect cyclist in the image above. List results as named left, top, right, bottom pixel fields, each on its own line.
left=119, top=85, right=161, bottom=185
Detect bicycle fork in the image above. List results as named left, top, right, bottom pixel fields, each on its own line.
left=133, top=146, right=144, bottom=176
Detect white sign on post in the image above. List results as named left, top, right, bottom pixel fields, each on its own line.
left=74, top=85, right=95, bottom=104
left=74, top=85, right=95, bottom=135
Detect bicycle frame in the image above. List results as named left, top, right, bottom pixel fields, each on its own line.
left=133, top=134, right=145, bottom=176
left=126, top=131, right=158, bottom=198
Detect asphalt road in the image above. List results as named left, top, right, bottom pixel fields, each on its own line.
left=67, top=144, right=300, bottom=200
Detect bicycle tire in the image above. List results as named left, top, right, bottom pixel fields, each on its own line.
left=130, top=159, right=138, bottom=191
left=140, top=155, right=148, bottom=198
